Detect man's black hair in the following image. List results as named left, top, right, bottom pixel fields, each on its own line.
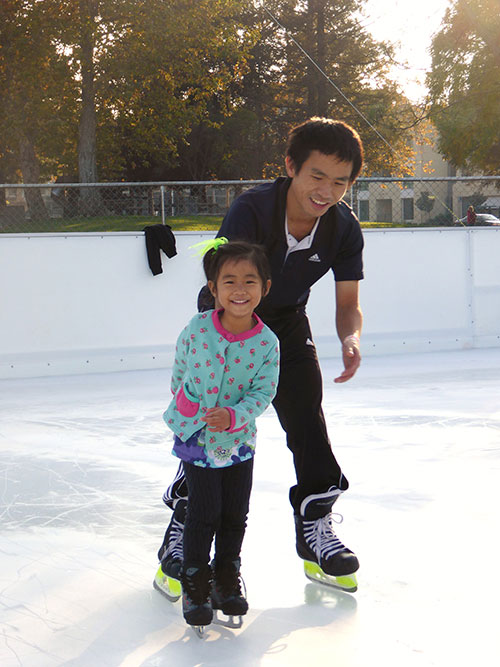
left=286, top=117, right=364, bottom=182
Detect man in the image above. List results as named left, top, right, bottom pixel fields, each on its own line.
left=155, top=117, right=364, bottom=595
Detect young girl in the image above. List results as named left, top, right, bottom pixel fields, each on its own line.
left=162, top=240, right=279, bottom=629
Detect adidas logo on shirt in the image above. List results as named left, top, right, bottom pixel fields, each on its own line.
left=308, top=253, right=321, bottom=262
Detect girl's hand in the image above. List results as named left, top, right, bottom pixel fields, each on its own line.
left=201, top=407, right=231, bottom=432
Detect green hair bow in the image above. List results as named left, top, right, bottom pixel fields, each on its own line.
left=189, top=237, right=229, bottom=257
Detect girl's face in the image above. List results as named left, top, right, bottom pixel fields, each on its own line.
left=208, top=258, right=270, bottom=333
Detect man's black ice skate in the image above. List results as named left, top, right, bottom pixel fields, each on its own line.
left=181, top=564, right=213, bottom=637
left=211, top=558, right=248, bottom=629
left=153, top=499, right=186, bottom=602
left=295, top=486, right=359, bottom=593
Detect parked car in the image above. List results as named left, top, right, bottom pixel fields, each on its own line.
left=459, top=213, right=500, bottom=226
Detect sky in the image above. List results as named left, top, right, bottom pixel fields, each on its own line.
left=360, top=0, right=452, bottom=101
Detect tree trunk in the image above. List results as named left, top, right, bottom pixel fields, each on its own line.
left=316, top=0, right=328, bottom=117
left=19, top=136, right=48, bottom=222
left=306, top=0, right=328, bottom=117
left=78, top=0, right=100, bottom=215
left=306, top=0, right=317, bottom=116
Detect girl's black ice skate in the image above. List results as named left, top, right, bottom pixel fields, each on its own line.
left=181, top=564, right=213, bottom=636
left=211, top=558, right=248, bottom=628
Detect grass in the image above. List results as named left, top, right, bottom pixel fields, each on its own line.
left=1, top=214, right=452, bottom=234
left=0, top=214, right=223, bottom=234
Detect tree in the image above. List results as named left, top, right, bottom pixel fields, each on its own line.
left=268, top=0, right=418, bottom=176
left=428, top=0, right=500, bottom=174
left=210, top=0, right=418, bottom=178
left=75, top=0, right=253, bottom=182
left=0, top=1, right=77, bottom=219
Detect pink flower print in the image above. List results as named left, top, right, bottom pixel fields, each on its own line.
left=206, top=360, right=212, bottom=367
left=224, top=393, right=230, bottom=400
left=258, top=375, right=265, bottom=380
left=194, top=377, right=201, bottom=384
left=250, top=348, right=256, bottom=356
left=194, top=362, right=200, bottom=369
left=248, top=408, right=254, bottom=414
left=168, top=418, right=174, bottom=424
left=179, top=432, right=184, bottom=438
left=207, top=388, right=212, bottom=394
left=234, top=438, right=240, bottom=445
left=190, top=334, right=196, bottom=340
left=201, top=313, right=208, bottom=318
left=180, top=421, right=187, bottom=427
left=201, top=406, right=208, bottom=413
left=244, top=428, right=249, bottom=434
left=260, top=340, right=268, bottom=346
left=239, top=341, right=245, bottom=348
left=246, top=362, right=254, bottom=370
left=240, top=416, right=245, bottom=423
left=200, top=327, right=207, bottom=333
left=256, top=401, right=261, bottom=407
left=191, top=348, right=197, bottom=355
left=194, top=419, right=199, bottom=425
left=219, top=336, right=224, bottom=343
left=209, top=372, right=215, bottom=379
left=224, top=365, right=230, bottom=373
left=209, top=436, right=216, bottom=444
left=228, top=378, right=235, bottom=385
left=216, top=353, right=224, bottom=364
left=234, top=357, right=241, bottom=364
left=212, top=387, right=219, bottom=394
left=238, top=384, right=244, bottom=392
left=203, top=342, right=208, bottom=350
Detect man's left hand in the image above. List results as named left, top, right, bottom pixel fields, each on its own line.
left=334, top=334, right=361, bottom=383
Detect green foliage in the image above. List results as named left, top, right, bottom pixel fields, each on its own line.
left=428, top=0, right=500, bottom=174
left=0, top=1, right=78, bottom=181
left=1, top=0, right=419, bottom=183
left=253, top=0, right=417, bottom=176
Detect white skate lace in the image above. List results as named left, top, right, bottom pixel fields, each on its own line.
left=303, top=513, right=346, bottom=560
left=166, top=517, right=183, bottom=560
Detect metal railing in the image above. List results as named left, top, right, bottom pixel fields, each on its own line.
left=1, top=177, right=499, bottom=233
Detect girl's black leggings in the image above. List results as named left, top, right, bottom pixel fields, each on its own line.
left=182, top=457, right=254, bottom=566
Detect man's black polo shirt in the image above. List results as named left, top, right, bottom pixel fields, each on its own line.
left=217, top=177, right=364, bottom=318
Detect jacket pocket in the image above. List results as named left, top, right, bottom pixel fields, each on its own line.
left=175, top=384, right=200, bottom=417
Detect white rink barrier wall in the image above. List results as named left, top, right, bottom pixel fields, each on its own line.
left=1, top=228, right=500, bottom=379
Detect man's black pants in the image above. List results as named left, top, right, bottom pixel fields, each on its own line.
left=264, top=307, right=347, bottom=512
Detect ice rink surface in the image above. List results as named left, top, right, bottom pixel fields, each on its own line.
left=1, top=348, right=499, bottom=666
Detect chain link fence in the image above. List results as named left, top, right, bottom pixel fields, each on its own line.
left=1, top=177, right=499, bottom=233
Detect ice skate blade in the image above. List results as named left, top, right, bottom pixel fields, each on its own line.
left=213, top=610, right=244, bottom=629
left=304, top=560, right=358, bottom=593
left=192, top=625, right=206, bottom=638
left=153, top=566, right=182, bottom=602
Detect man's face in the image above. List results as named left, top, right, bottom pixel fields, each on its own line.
left=285, top=150, right=353, bottom=221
